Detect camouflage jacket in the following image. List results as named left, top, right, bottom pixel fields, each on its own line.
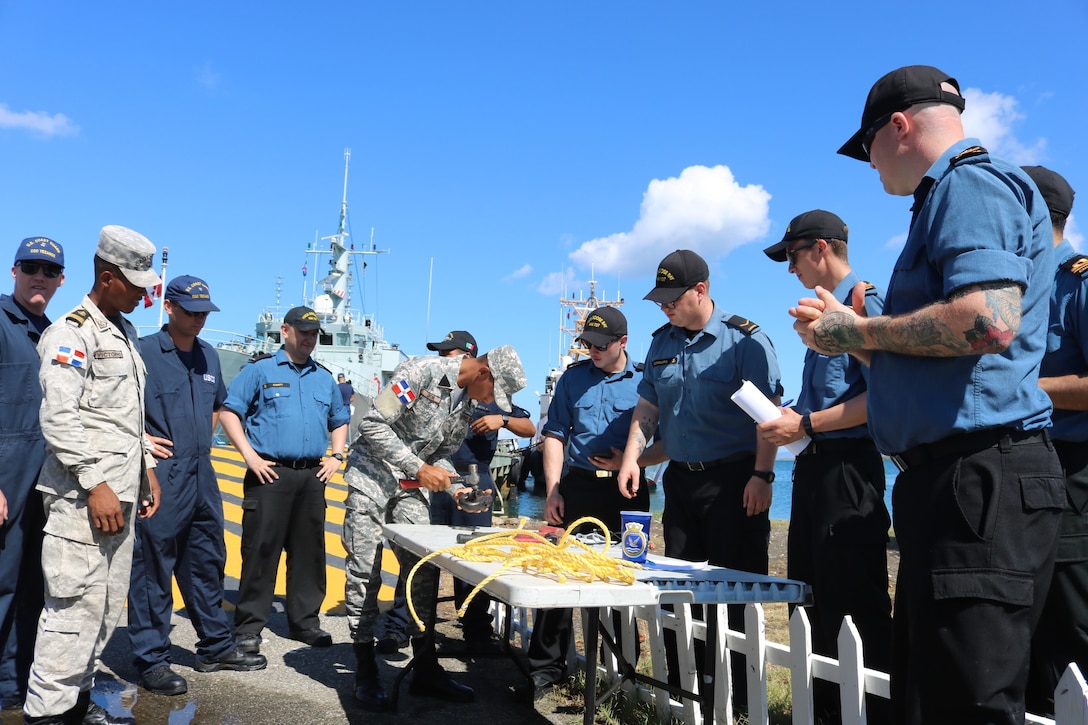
left=36, top=295, right=155, bottom=505
left=344, top=355, right=472, bottom=493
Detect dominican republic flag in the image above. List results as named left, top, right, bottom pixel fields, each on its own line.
left=54, top=346, right=86, bottom=368
left=392, top=380, right=416, bottom=406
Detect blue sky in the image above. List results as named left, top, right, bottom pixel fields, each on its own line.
left=3, top=1, right=1086, bottom=422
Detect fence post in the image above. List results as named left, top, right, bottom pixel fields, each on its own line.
left=837, top=616, right=866, bottom=725
left=789, top=607, right=816, bottom=725
left=1055, top=664, right=1088, bottom=725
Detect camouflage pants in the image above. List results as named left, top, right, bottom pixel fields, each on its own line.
left=23, top=495, right=135, bottom=718
left=342, top=485, right=436, bottom=643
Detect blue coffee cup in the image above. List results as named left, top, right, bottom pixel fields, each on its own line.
left=620, top=510, right=652, bottom=563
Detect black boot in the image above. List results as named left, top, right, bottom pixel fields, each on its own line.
left=408, top=637, right=474, bottom=703
left=353, top=642, right=388, bottom=712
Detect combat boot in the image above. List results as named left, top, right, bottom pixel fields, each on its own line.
left=353, top=642, right=388, bottom=712
left=408, top=637, right=474, bottom=703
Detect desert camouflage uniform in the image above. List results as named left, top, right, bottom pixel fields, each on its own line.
left=342, top=354, right=472, bottom=642
left=23, top=295, right=155, bottom=719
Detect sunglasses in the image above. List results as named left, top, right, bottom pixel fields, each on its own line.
left=860, top=112, right=894, bottom=159
left=176, top=306, right=210, bottom=318
left=17, top=261, right=63, bottom=279
left=659, top=285, right=697, bottom=311
left=786, top=239, right=819, bottom=264
left=585, top=340, right=613, bottom=352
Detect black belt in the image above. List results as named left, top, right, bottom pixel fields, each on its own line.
left=889, top=427, right=1046, bottom=472
left=674, top=451, right=750, bottom=472
left=569, top=466, right=617, bottom=479
left=797, top=437, right=878, bottom=457
left=270, top=457, right=323, bottom=470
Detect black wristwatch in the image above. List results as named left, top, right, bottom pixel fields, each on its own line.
left=501, top=414, right=510, bottom=427
left=752, top=469, right=775, bottom=484
left=332, top=453, right=345, bottom=462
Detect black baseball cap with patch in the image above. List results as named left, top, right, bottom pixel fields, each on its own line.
left=839, top=65, right=965, bottom=162
left=283, top=306, right=323, bottom=332
left=763, top=210, right=849, bottom=262
left=1022, top=165, right=1075, bottom=220
left=578, top=306, right=628, bottom=348
left=426, top=330, right=478, bottom=356
left=644, top=249, right=709, bottom=305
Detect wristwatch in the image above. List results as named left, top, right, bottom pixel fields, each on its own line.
left=752, top=469, right=775, bottom=484
left=332, top=452, right=345, bottom=462
left=501, top=414, right=510, bottom=427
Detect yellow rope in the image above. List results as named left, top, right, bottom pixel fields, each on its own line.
left=404, top=516, right=641, bottom=631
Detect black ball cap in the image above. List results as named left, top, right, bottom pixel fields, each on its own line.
left=644, top=249, right=709, bottom=304
left=763, top=210, right=849, bottom=262
left=1022, top=165, right=1075, bottom=218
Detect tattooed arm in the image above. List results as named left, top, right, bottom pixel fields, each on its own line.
left=797, top=282, right=1021, bottom=358
left=618, top=397, right=659, bottom=499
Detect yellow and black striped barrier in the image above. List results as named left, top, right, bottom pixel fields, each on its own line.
left=172, top=445, right=350, bottom=614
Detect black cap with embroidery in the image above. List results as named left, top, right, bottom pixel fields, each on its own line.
left=644, top=249, right=709, bottom=305
left=283, top=306, right=323, bottom=332
left=426, top=330, right=478, bottom=356
left=839, top=65, right=965, bottom=162
left=578, top=306, right=628, bottom=348
left=763, top=210, right=849, bottom=262
left=1022, top=165, right=1075, bottom=220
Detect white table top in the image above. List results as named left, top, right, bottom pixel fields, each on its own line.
left=383, top=524, right=808, bottom=608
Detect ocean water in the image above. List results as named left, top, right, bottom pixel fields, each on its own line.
left=505, top=457, right=900, bottom=524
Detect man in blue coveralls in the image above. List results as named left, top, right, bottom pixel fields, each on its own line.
left=220, top=306, right=349, bottom=654
left=1023, top=165, right=1085, bottom=716
left=128, top=276, right=266, bottom=696
left=0, top=237, right=64, bottom=712
left=760, top=210, right=892, bottom=724
left=798, top=65, right=1065, bottom=724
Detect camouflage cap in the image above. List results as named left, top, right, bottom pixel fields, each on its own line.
left=484, top=345, right=526, bottom=413
left=96, top=225, right=161, bottom=288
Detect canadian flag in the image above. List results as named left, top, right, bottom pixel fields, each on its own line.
left=143, top=283, right=163, bottom=308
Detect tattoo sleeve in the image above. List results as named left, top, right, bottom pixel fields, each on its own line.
left=869, top=282, right=1022, bottom=357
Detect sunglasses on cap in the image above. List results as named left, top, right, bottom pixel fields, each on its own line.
left=17, top=261, right=63, bottom=279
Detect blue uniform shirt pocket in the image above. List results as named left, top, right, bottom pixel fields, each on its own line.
left=261, top=383, right=294, bottom=417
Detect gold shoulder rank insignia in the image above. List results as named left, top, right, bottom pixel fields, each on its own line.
left=725, top=315, right=760, bottom=335
left=1061, top=255, right=1088, bottom=278
left=65, top=308, right=90, bottom=327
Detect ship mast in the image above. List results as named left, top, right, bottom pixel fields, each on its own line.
left=558, top=268, right=623, bottom=365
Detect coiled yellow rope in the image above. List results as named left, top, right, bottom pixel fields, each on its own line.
left=405, top=516, right=641, bottom=631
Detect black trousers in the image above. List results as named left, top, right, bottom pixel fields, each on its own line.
left=527, top=467, right=648, bottom=682
left=790, top=439, right=892, bottom=725
left=891, top=431, right=1064, bottom=725
left=1027, top=440, right=1088, bottom=715
left=660, top=457, right=769, bottom=712
left=234, top=466, right=328, bottom=635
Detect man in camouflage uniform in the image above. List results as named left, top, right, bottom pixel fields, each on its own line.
left=24, top=226, right=163, bottom=725
left=343, top=345, right=526, bottom=711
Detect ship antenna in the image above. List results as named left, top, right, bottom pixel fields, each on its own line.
left=156, top=247, right=169, bottom=327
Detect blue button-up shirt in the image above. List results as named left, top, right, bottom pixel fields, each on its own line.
left=0, top=294, right=48, bottom=439
left=1043, top=240, right=1088, bottom=442
left=223, top=347, right=349, bottom=459
left=795, top=272, right=883, bottom=441
left=450, top=400, right=531, bottom=471
left=543, top=354, right=641, bottom=470
left=140, top=327, right=227, bottom=458
left=638, top=303, right=782, bottom=462
left=867, top=138, right=1054, bottom=453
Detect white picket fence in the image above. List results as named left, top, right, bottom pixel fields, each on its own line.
left=494, top=602, right=1088, bottom=724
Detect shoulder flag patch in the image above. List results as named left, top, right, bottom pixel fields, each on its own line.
left=54, top=346, right=86, bottom=368
left=392, top=379, right=416, bottom=406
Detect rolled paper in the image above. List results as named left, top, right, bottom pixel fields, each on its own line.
left=730, top=379, right=811, bottom=456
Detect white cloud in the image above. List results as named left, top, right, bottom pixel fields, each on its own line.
left=569, top=164, right=772, bottom=276
left=884, top=232, right=908, bottom=251
left=537, top=267, right=577, bottom=296
left=1067, top=214, right=1084, bottom=251
left=195, top=62, right=223, bottom=92
left=961, top=88, right=1045, bottom=165
left=0, top=104, right=78, bottom=136
left=506, top=263, right=532, bottom=281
